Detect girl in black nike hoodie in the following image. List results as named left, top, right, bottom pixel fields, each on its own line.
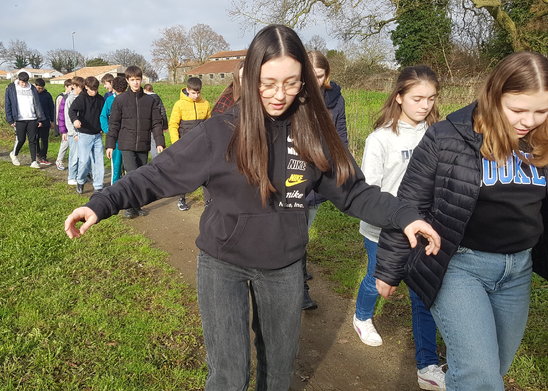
left=65, top=25, right=440, bottom=391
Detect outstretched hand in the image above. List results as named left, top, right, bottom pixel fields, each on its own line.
left=64, top=207, right=98, bottom=238
left=403, top=220, right=440, bottom=255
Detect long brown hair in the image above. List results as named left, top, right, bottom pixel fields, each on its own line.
left=474, top=51, right=548, bottom=166
left=374, top=65, right=440, bottom=134
left=229, top=24, right=354, bottom=206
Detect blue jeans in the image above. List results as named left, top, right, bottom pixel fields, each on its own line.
left=76, top=133, right=104, bottom=190
left=67, top=135, right=78, bottom=181
left=197, top=252, right=302, bottom=391
left=430, top=246, right=532, bottom=391
left=356, top=237, right=439, bottom=369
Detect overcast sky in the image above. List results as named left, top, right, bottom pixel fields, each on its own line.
left=1, top=0, right=338, bottom=71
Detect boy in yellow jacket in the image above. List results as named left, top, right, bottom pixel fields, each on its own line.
left=168, top=77, right=211, bottom=211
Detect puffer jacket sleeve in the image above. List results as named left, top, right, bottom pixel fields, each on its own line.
left=168, top=101, right=182, bottom=144
left=374, top=126, right=439, bottom=286
left=5, top=85, right=15, bottom=124
left=151, top=99, right=165, bottom=148
left=333, top=94, right=348, bottom=146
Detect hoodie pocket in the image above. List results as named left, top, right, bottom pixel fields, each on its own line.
left=220, top=211, right=308, bottom=266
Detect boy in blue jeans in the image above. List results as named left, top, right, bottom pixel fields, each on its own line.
left=69, top=76, right=104, bottom=194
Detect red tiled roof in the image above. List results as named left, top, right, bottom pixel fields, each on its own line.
left=209, top=50, right=247, bottom=59
left=187, top=59, right=243, bottom=75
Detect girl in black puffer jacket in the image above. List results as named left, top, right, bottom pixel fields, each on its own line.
left=376, top=51, right=548, bottom=391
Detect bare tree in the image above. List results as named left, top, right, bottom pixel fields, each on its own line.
left=47, top=49, right=85, bottom=73
left=229, top=0, right=395, bottom=40
left=305, top=35, right=328, bottom=53
left=5, top=39, right=32, bottom=69
left=229, top=0, right=344, bottom=29
left=102, top=48, right=157, bottom=80
left=0, top=42, right=8, bottom=66
left=151, top=25, right=192, bottom=82
left=102, top=49, right=146, bottom=68
left=187, top=24, right=230, bottom=63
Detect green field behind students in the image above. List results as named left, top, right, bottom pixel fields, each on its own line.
left=0, top=79, right=546, bottom=390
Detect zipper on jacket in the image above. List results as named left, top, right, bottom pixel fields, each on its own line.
left=135, top=93, right=140, bottom=150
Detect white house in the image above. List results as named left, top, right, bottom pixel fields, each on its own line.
left=50, top=65, right=127, bottom=85
left=8, top=68, right=63, bottom=79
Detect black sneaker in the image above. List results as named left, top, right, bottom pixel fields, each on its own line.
left=124, top=208, right=138, bottom=219
left=76, top=183, right=84, bottom=194
left=136, top=208, right=149, bottom=216
left=177, top=198, right=190, bottom=211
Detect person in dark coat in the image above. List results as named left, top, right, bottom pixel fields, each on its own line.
left=106, top=66, right=164, bottom=218
left=35, top=78, right=55, bottom=165
left=5, top=71, right=46, bottom=168
left=299, top=50, right=350, bottom=310
left=375, top=51, right=548, bottom=391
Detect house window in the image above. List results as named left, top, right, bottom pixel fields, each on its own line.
left=220, top=73, right=225, bottom=79
left=209, top=74, right=214, bottom=79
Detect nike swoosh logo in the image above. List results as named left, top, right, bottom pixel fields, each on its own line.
left=285, top=177, right=307, bottom=187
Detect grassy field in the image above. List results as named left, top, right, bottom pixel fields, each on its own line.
left=0, top=79, right=546, bottom=390
left=0, top=162, right=207, bottom=390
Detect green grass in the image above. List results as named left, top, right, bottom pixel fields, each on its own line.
left=1, top=79, right=546, bottom=390
left=0, top=164, right=206, bottom=390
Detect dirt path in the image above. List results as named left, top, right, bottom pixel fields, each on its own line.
left=127, top=197, right=421, bottom=391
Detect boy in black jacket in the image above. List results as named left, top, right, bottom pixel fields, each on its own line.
left=69, top=76, right=104, bottom=194
left=35, top=78, right=55, bottom=165
left=106, top=66, right=164, bottom=218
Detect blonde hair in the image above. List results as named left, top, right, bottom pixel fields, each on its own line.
left=375, top=65, right=440, bottom=134
left=474, top=51, right=548, bottom=166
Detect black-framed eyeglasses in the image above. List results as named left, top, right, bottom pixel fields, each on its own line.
left=259, top=81, right=304, bottom=98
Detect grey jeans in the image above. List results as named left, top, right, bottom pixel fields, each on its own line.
left=197, top=251, right=303, bottom=391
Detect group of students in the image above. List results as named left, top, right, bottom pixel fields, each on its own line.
left=59, top=24, right=546, bottom=391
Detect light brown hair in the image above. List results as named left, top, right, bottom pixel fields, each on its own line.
left=229, top=24, right=354, bottom=206
left=474, top=51, right=548, bottom=166
left=375, top=65, right=440, bottom=134
left=307, top=50, right=331, bottom=89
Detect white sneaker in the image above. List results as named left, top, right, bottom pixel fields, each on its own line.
left=67, top=179, right=77, bottom=185
left=29, top=161, right=41, bottom=169
left=417, top=364, right=446, bottom=391
left=9, top=152, right=20, bottom=166
left=353, top=314, right=383, bottom=346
